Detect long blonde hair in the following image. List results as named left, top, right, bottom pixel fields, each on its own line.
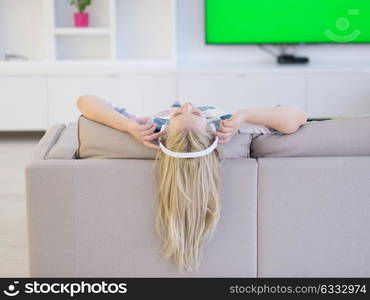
left=152, top=126, right=224, bottom=271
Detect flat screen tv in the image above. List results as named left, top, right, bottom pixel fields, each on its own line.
left=205, top=0, right=370, bottom=44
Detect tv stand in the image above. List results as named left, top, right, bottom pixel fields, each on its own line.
left=277, top=54, right=310, bottom=65
left=257, top=44, right=310, bottom=65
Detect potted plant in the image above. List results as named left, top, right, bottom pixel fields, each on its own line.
left=69, top=0, right=92, bottom=27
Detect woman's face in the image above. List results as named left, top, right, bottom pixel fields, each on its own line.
left=168, top=102, right=208, bottom=134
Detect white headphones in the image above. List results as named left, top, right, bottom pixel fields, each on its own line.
left=158, top=122, right=219, bottom=158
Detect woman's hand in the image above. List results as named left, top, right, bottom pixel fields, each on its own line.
left=126, top=116, right=165, bottom=150
left=210, top=112, right=243, bottom=144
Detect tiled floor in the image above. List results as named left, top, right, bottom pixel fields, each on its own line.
left=0, top=132, right=44, bottom=277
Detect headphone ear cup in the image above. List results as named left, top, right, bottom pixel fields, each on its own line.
left=161, top=122, right=167, bottom=132
left=158, top=122, right=168, bottom=142
left=207, top=122, right=216, bottom=132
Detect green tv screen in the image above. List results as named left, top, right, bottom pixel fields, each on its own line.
left=205, top=0, right=370, bottom=44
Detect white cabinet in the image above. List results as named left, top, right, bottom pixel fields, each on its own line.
left=2, top=68, right=370, bottom=130
left=0, top=76, right=47, bottom=130
left=47, top=75, right=176, bottom=124
left=306, top=73, right=370, bottom=118
left=178, top=74, right=248, bottom=112
left=178, top=74, right=305, bottom=113
left=47, top=76, right=117, bottom=124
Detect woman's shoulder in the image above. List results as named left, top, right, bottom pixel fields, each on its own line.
left=201, top=106, right=232, bottom=131
left=199, top=106, right=231, bottom=119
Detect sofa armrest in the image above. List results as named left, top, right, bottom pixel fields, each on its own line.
left=25, top=159, right=75, bottom=276
left=29, top=124, right=66, bottom=160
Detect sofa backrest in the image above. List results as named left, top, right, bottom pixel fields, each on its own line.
left=251, top=115, right=370, bottom=157
left=76, top=115, right=254, bottom=160
left=43, top=114, right=370, bottom=160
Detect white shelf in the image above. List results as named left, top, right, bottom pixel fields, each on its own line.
left=55, top=35, right=111, bottom=61
left=3, top=60, right=370, bottom=76
left=0, top=60, right=177, bottom=75
left=54, top=27, right=112, bottom=35
left=177, top=61, right=370, bottom=74
left=0, top=0, right=175, bottom=63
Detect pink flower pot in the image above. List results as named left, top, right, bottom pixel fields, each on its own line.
left=74, top=12, right=89, bottom=27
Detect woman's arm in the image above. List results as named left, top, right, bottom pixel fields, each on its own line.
left=236, top=106, right=308, bottom=134
left=76, top=94, right=164, bottom=150
left=212, top=106, right=308, bottom=143
left=76, top=94, right=134, bottom=132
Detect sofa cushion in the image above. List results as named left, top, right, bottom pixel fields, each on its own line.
left=251, top=115, right=370, bottom=157
left=31, top=124, right=66, bottom=160
left=77, top=115, right=257, bottom=159
left=46, top=122, right=79, bottom=159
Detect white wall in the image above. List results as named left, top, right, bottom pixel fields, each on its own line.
left=177, top=0, right=370, bottom=63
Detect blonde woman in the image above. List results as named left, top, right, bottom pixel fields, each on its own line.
left=77, top=95, right=308, bottom=271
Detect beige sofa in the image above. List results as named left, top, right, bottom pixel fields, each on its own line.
left=25, top=115, right=370, bottom=277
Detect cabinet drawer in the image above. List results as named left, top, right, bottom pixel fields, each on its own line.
left=0, top=76, right=47, bottom=130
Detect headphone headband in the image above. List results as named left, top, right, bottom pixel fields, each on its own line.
left=158, top=122, right=219, bottom=158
